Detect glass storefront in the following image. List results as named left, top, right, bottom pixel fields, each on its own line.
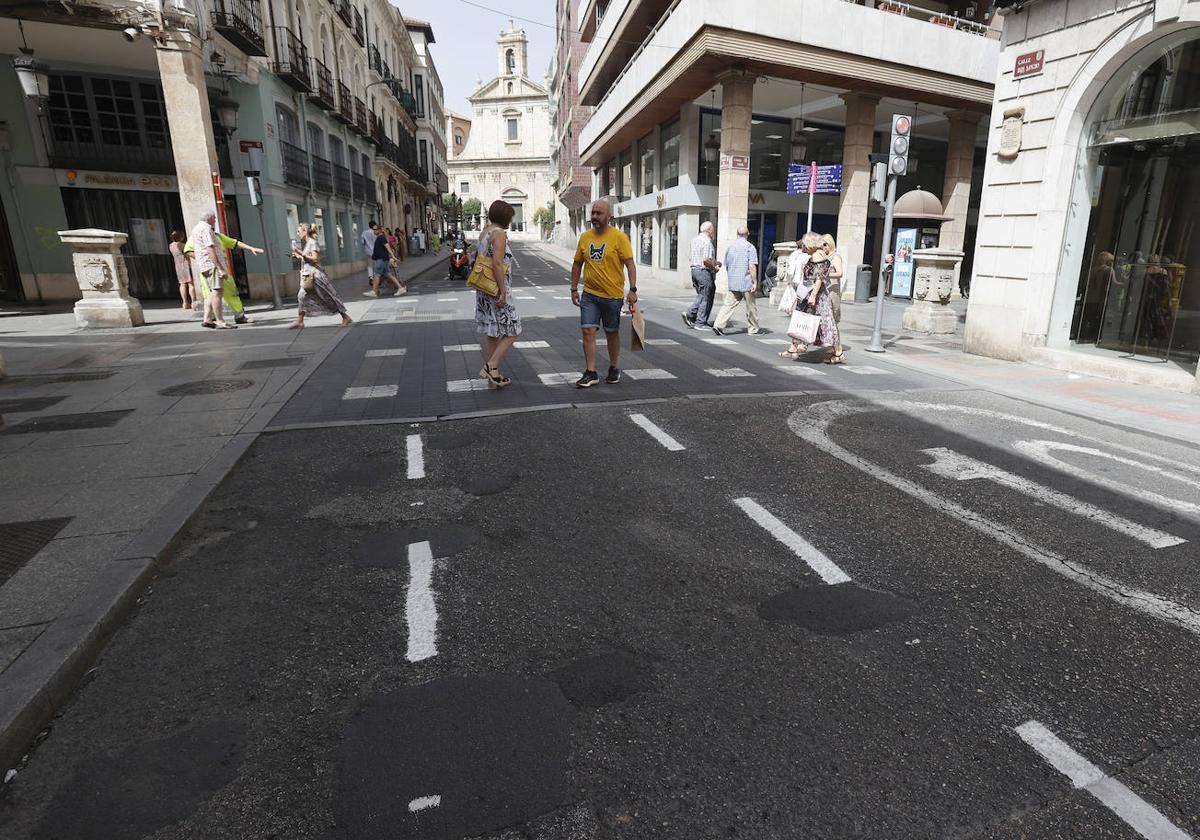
left=639, top=133, right=655, bottom=195
left=638, top=215, right=654, bottom=265
left=1069, top=32, right=1200, bottom=369
left=661, top=211, right=678, bottom=270
left=661, top=119, right=680, bottom=188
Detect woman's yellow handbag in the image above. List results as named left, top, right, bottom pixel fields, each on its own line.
left=466, top=252, right=499, bottom=297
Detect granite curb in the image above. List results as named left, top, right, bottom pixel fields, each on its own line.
left=0, top=258, right=446, bottom=773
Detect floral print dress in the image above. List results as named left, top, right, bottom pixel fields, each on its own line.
left=474, top=228, right=522, bottom=338
left=800, top=257, right=839, bottom=348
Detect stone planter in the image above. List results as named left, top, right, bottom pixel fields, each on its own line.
left=901, top=247, right=962, bottom=334
left=58, top=228, right=145, bottom=329
left=768, top=240, right=798, bottom=307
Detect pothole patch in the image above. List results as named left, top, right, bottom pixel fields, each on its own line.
left=159, top=379, right=254, bottom=397
left=306, top=485, right=474, bottom=525
left=548, top=651, right=649, bottom=709
left=350, top=523, right=482, bottom=567
left=758, top=582, right=917, bottom=635
left=458, top=473, right=520, bottom=496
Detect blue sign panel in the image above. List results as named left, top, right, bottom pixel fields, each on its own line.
left=786, top=164, right=843, bottom=195
left=891, top=227, right=918, bottom=299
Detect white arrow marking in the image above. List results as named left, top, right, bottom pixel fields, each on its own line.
left=921, top=447, right=1185, bottom=549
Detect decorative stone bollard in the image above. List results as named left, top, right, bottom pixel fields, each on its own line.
left=769, top=240, right=798, bottom=307
left=58, top=228, right=145, bottom=329
left=902, top=247, right=963, bottom=335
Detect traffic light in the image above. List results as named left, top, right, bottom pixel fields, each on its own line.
left=870, top=161, right=888, bottom=204
left=889, top=114, right=912, bottom=177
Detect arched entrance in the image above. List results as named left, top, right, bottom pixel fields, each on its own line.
left=501, top=187, right=527, bottom=233
left=1062, top=28, right=1200, bottom=371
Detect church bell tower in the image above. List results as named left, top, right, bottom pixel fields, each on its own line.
left=497, top=19, right=528, bottom=79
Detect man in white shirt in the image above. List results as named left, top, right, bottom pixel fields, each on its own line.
left=190, top=211, right=234, bottom=329
left=683, top=222, right=721, bottom=330
left=361, top=220, right=378, bottom=288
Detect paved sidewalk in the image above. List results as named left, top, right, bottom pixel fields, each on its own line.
left=0, top=249, right=446, bottom=771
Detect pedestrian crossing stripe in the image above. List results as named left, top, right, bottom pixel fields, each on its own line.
left=843, top=366, right=888, bottom=375
left=515, top=296, right=537, bottom=300
left=343, top=385, right=399, bottom=400
left=447, top=379, right=491, bottom=392
left=772, top=365, right=825, bottom=376
left=624, top=368, right=677, bottom=380
left=442, top=344, right=477, bottom=352
left=706, top=368, right=754, bottom=377
left=514, top=340, right=550, bottom=348
left=701, top=338, right=737, bottom=345
left=756, top=338, right=792, bottom=346
left=538, top=372, right=578, bottom=385
left=643, top=338, right=679, bottom=346
left=364, top=348, right=407, bottom=357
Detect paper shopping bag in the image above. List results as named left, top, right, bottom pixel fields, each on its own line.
left=787, top=309, right=821, bottom=344
left=631, top=306, right=646, bottom=351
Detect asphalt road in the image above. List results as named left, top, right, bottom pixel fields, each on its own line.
left=2, top=243, right=1199, bottom=839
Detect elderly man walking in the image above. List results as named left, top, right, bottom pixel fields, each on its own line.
left=712, top=224, right=760, bottom=336
left=570, top=199, right=637, bottom=388
left=682, top=221, right=720, bottom=330
left=190, top=211, right=236, bottom=330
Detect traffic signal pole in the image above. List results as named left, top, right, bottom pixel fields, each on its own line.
left=865, top=114, right=911, bottom=355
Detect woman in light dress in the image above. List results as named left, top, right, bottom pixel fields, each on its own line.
left=288, top=223, right=352, bottom=330
left=168, top=229, right=194, bottom=310
left=799, top=231, right=844, bottom=364
left=474, top=200, right=522, bottom=387
left=821, top=233, right=844, bottom=324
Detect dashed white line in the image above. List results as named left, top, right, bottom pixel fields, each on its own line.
left=408, top=794, right=442, bottom=812
left=706, top=368, right=755, bottom=377
left=629, top=413, right=685, bottom=451
left=624, top=368, right=677, bottom=380
left=364, top=347, right=407, bottom=358
left=514, top=340, right=550, bottom=348
left=405, top=541, right=437, bottom=662
left=922, top=447, right=1186, bottom=549
left=1016, top=720, right=1190, bottom=840
left=446, top=378, right=491, bottom=392
left=733, top=497, right=851, bottom=584
left=343, top=385, right=399, bottom=400
left=406, top=434, right=425, bottom=480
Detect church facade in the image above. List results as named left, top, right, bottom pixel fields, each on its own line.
left=446, top=22, right=554, bottom=238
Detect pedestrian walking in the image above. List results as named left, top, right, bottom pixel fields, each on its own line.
left=185, top=228, right=263, bottom=325
left=365, top=225, right=405, bottom=297
left=168, top=229, right=194, bottom=311
left=361, top=220, right=378, bottom=290
left=288, top=223, right=352, bottom=330
left=682, top=221, right=720, bottom=330
left=712, top=224, right=760, bottom=335
left=779, top=239, right=812, bottom=359
left=475, top=200, right=522, bottom=387
left=821, top=233, right=844, bottom=323
left=571, top=199, right=637, bottom=387
left=796, top=231, right=844, bottom=364
left=190, top=211, right=236, bottom=330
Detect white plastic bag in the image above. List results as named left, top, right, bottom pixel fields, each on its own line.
left=777, top=284, right=797, bottom=313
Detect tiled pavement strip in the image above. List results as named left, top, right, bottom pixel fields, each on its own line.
left=0, top=249, right=446, bottom=769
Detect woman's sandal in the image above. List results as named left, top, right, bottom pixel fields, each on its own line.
left=825, top=350, right=846, bottom=365
left=479, top=364, right=512, bottom=388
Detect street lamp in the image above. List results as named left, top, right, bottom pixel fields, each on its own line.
left=12, top=20, right=49, bottom=106
left=213, top=95, right=240, bottom=137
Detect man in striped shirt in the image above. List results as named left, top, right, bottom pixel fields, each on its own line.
left=682, top=222, right=720, bottom=330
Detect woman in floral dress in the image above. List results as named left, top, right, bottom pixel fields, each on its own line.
left=475, top=200, right=522, bottom=387
left=288, top=223, right=352, bottom=330
left=799, top=231, right=844, bottom=364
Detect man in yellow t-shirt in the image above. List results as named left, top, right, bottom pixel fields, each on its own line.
left=570, top=199, right=638, bottom=388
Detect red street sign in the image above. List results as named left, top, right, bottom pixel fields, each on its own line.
left=1014, top=50, right=1044, bottom=79
left=808, top=162, right=818, bottom=193
left=239, top=139, right=264, bottom=153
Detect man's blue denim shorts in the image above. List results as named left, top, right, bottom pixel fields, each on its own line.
left=580, top=290, right=622, bottom=333
left=373, top=258, right=391, bottom=277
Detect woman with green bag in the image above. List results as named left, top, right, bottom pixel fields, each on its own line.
left=473, top=200, right=522, bottom=388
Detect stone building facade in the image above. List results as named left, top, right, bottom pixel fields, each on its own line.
left=549, top=0, right=594, bottom=247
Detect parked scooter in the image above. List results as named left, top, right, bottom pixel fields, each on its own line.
left=448, top=239, right=470, bottom=281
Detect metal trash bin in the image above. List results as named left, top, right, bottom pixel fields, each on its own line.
left=854, top=265, right=872, bottom=303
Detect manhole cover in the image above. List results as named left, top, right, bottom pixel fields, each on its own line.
left=1, top=409, right=133, bottom=435
left=159, top=379, right=254, bottom=396
left=239, top=357, right=305, bottom=370
left=0, top=518, right=71, bottom=586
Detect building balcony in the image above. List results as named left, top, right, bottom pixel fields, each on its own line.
left=369, top=45, right=384, bottom=78
left=369, top=112, right=383, bottom=146
left=353, top=97, right=369, bottom=139
left=309, top=59, right=336, bottom=111
left=334, top=0, right=352, bottom=28
left=211, top=0, right=268, bottom=57
left=280, top=139, right=310, bottom=189
left=312, top=153, right=333, bottom=194
left=333, top=162, right=352, bottom=198
left=352, top=8, right=365, bottom=46
left=271, top=27, right=311, bottom=93
left=334, top=83, right=355, bottom=124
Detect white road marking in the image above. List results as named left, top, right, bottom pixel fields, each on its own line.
left=733, top=497, right=851, bottom=584
left=538, top=372, right=578, bottom=385
left=443, top=344, right=478, bottom=353
left=842, top=365, right=889, bottom=375
left=405, top=541, right=437, bottom=662
left=408, top=794, right=442, bottom=812
left=624, top=368, right=677, bottom=380
left=1016, top=721, right=1190, bottom=840
left=437, top=297, right=460, bottom=302
left=514, top=340, right=550, bottom=348
left=922, top=447, right=1186, bottom=549
left=446, top=378, right=491, bottom=392
left=644, top=338, right=679, bottom=346
left=1014, top=439, right=1200, bottom=520
left=515, top=296, right=537, bottom=300
left=364, top=347, right=407, bottom=358
left=629, top=413, right=685, bottom=451
left=772, top=365, right=825, bottom=377
left=757, top=338, right=793, bottom=345
left=553, top=295, right=571, bottom=300
left=789, top=400, right=1200, bottom=635
left=702, top=338, right=737, bottom=345
left=706, top=368, right=754, bottom=377
left=406, top=434, right=425, bottom=480
left=343, top=385, right=398, bottom=400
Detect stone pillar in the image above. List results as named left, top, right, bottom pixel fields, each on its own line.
left=902, top=247, right=962, bottom=334
left=836, top=93, right=880, bottom=298
left=59, top=229, right=145, bottom=328
left=714, top=69, right=754, bottom=293
left=941, top=110, right=981, bottom=255
left=769, top=240, right=798, bottom=306
left=154, top=32, right=221, bottom=230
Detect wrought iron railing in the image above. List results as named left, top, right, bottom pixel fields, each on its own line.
left=335, top=0, right=352, bottom=27
left=369, top=45, right=383, bottom=77
left=271, top=27, right=311, bottom=91
left=351, top=170, right=367, bottom=202
left=335, top=82, right=354, bottom=123
left=310, top=59, right=336, bottom=110
left=280, top=139, right=310, bottom=188
left=333, top=162, right=352, bottom=198
left=311, top=153, right=333, bottom=194
left=352, top=8, right=364, bottom=45
left=354, top=97, right=368, bottom=137
left=211, top=0, right=267, bottom=56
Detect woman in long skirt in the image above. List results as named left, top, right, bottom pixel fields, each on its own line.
left=288, top=223, right=352, bottom=330
left=798, top=231, right=844, bottom=364
left=475, top=200, right=522, bottom=387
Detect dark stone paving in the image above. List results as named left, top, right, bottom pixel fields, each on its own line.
left=158, top=379, right=255, bottom=397
left=0, top=408, right=134, bottom=434
left=0, top=396, right=68, bottom=415
left=0, top=517, right=71, bottom=586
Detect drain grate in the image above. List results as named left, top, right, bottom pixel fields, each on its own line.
left=159, top=379, right=254, bottom=396
left=0, top=371, right=115, bottom=387
left=0, top=396, right=68, bottom=414
left=239, top=357, right=305, bottom=370
left=1, top=408, right=134, bottom=435
left=0, top=518, right=71, bottom=586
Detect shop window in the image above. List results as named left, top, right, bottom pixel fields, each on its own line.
left=638, top=216, right=654, bottom=266
left=750, top=115, right=790, bottom=191
left=618, top=148, right=633, bottom=201
left=639, top=132, right=655, bottom=195
left=660, top=118, right=680, bottom=188
left=698, top=109, right=720, bottom=186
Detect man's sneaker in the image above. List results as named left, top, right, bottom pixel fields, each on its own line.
left=364, top=290, right=378, bottom=297
left=605, top=367, right=621, bottom=384
left=575, top=370, right=599, bottom=388
left=234, top=314, right=252, bottom=325
left=693, top=323, right=712, bottom=331
left=681, top=312, right=696, bottom=327
left=748, top=327, right=762, bottom=335
left=711, top=325, right=727, bottom=335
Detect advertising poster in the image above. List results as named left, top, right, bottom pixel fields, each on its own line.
left=891, top=227, right=918, bottom=298
left=129, top=218, right=168, bottom=255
